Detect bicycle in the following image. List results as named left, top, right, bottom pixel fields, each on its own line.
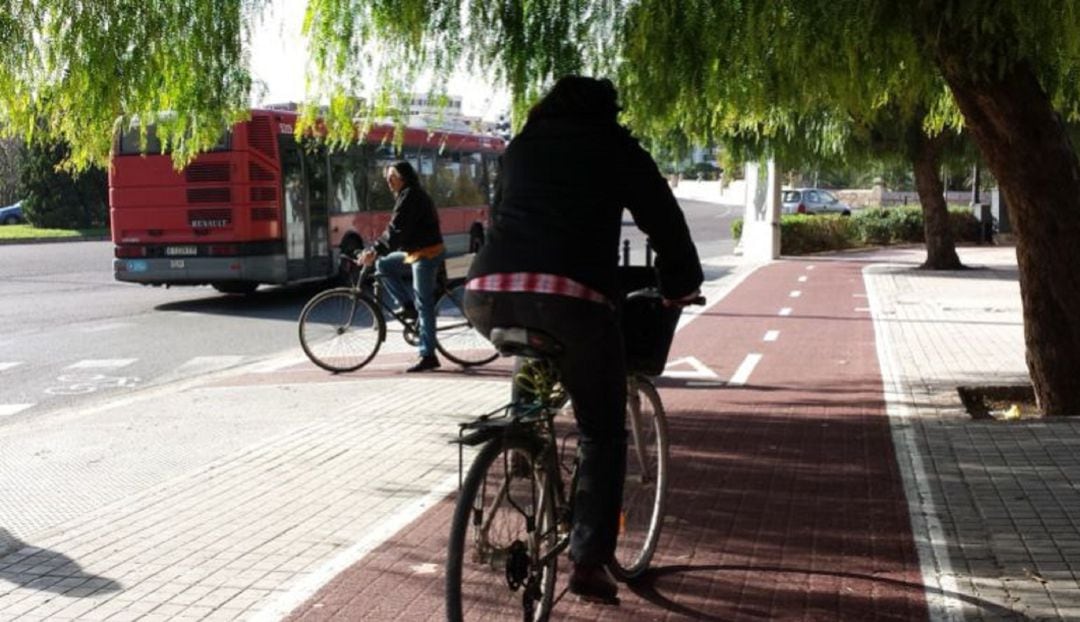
left=297, top=257, right=498, bottom=372
left=445, top=283, right=703, bottom=621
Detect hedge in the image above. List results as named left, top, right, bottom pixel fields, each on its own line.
left=733, top=206, right=982, bottom=254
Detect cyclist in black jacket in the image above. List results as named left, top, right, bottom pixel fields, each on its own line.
left=465, top=76, right=703, bottom=603
left=360, top=161, right=446, bottom=372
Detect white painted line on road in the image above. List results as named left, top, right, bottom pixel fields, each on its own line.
left=248, top=354, right=310, bottom=373
left=663, top=356, right=720, bottom=380
left=0, top=404, right=33, bottom=417
left=763, top=330, right=780, bottom=342
left=0, top=362, right=23, bottom=372
left=864, top=264, right=961, bottom=622
left=806, top=265, right=815, bottom=270
left=176, top=356, right=246, bottom=374
left=855, top=307, right=871, bottom=312
left=789, top=290, right=802, bottom=298
left=853, top=293, right=868, bottom=298
left=250, top=472, right=459, bottom=622
left=798, top=275, right=808, bottom=283
left=779, top=307, right=793, bottom=316
left=728, top=353, right=762, bottom=386
left=66, top=358, right=137, bottom=370
left=78, top=322, right=134, bottom=333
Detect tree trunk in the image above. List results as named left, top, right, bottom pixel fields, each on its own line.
left=936, top=59, right=1080, bottom=416
left=908, top=123, right=963, bottom=270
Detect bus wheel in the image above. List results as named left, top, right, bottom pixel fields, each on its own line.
left=212, top=282, right=259, bottom=295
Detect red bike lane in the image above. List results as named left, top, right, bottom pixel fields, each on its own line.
left=285, top=259, right=928, bottom=621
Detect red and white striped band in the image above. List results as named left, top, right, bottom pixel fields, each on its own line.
left=466, top=272, right=609, bottom=305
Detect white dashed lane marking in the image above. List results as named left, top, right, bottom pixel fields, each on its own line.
left=0, top=362, right=23, bottom=372
left=779, top=307, right=793, bottom=316
left=763, top=330, right=780, bottom=342
left=729, top=353, right=762, bottom=386
left=66, top=359, right=138, bottom=370
left=798, top=276, right=808, bottom=282
left=789, top=290, right=802, bottom=298
left=0, top=404, right=33, bottom=417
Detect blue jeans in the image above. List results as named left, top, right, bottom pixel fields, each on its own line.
left=375, top=250, right=445, bottom=357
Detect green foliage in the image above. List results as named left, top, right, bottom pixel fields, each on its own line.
left=733, top=205, right=983, bottom=254
left=19, top=141, right=107, bottom=229
left=0, top=1, right=259, bottom=169
left=779, top=215, right=857, bottom=254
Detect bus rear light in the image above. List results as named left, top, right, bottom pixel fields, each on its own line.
left=209, top=244, right=239, bottom=256
left=115, top=245, right=146, bottom=258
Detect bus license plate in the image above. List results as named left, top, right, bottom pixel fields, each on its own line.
left=166, top=245, right=198, bottom=256
left=169, top=259, right=185, bottom=269
left=126, top=260, right=148, bottom=273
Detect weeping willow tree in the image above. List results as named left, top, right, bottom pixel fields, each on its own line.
left=0, top=0, right=260, bottom=169
left=2, top=0, right=1080, bottom=413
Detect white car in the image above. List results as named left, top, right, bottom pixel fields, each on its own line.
left=781, top=188, right=851, bottom=216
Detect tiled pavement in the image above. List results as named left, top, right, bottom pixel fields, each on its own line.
left=2, top=246, right=1079, bottom=620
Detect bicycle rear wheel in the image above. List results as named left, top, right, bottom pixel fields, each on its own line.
left=435, top=280, right=499, bottom=367
left=447, top=437, right=558, bottom=622
left=609, top=376, right=669, bottom=579
left=298, top=288, right=383, bottom=372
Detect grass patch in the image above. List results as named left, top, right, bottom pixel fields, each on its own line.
left=0, top=224, right=108, bottom=240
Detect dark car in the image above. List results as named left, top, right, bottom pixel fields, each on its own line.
left=0, top=201, right=24, bottom=225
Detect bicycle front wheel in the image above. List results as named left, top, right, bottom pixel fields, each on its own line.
left=435, top=280, right=499, bottom=367
left=298, top=288, right=383, bottom=372
left=609, top=376, right=669, bottom=579
left=447, top=437, right=558, bottom=622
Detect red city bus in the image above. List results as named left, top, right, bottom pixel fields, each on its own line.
left=110, top=108, right=504, bottom=294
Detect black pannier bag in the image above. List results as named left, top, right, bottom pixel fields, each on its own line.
left=618, top=266, right=682, bottom=376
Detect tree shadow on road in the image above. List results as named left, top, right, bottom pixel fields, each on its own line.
left=627, top=563, right=1028, bottom=621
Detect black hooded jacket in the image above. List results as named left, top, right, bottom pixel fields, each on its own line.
left=468, top=117, right=702, bottom=301
left=373, top=186, right=443, bottom=255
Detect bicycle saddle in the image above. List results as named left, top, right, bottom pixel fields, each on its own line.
left=489, top=327, right=564, bottom=358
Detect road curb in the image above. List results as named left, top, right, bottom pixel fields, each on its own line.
left=0, top=235, right=109, bottom=246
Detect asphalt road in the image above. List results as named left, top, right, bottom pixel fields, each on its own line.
left=0, top=198, right=738, bottom=423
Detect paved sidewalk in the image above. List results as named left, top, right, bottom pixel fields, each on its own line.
left=1, top=245, right=1078, bottom=620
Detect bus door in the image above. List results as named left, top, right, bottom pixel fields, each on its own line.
left=280, top=137, right=332, bottom=280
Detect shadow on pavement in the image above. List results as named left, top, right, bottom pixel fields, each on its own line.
left=153, top=282, right=327, bottom=321
left=629, top=564, right=1028, bottom=621
left=0, top=529, right=122, bottom=596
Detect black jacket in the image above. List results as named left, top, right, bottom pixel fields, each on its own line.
left=469, top=117, right=702, bottom=301
left=373, top=186, right=443, bottom=254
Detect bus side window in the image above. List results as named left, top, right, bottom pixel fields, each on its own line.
left=367, top=144, right=396, bottom=212
left=329, top=145, right=363, bottom=214
left=483, top=154, right=500, bottom=207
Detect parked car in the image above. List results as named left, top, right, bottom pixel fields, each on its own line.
left=781, top=188, right=851, bottom=216
left=0, top=201, right=23, bottom=225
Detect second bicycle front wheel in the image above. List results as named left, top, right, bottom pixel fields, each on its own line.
left=435, top=280, right=499, bottom=367
left=298, top=288, right=384, bottom=372
left=447, top=437, right=558, bottom=622
left=609, top=376, right=669, bottom=579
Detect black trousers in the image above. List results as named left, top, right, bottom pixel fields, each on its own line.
left=464, top=290, right=627, bottom=566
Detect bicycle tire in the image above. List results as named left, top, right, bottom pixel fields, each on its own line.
left=447, top=436, right=558, bottom=622
left=435, top=280, right=499, bottom=367
left=298, top=288, right=384, bottom=372
left=609, top=376, right=669, bottom=579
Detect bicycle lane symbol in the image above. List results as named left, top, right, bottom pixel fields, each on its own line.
left=44, top=373, right=142, bottom=396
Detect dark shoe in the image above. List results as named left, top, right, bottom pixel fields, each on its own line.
left=400, top=304, right=418, bottom=321
left=406, top=355, right=440, bottom=373
left=568, top=563, right=618, bottom=604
